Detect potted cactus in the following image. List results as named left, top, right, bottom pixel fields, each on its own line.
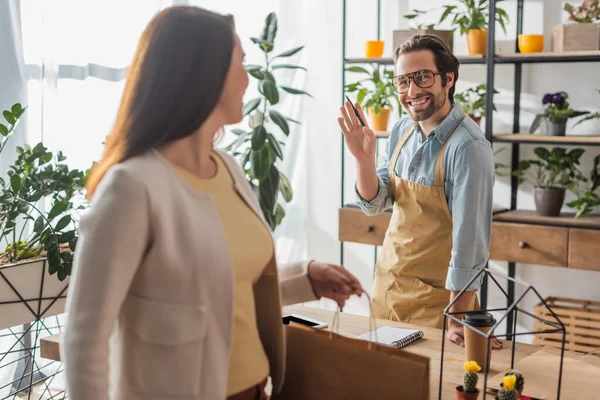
left=456, top=361, right=481, bottom=400
left=504, top=370, right=525, bottom=398
left=496, top=375, right=518, bottom=400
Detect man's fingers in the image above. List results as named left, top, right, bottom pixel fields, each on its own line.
left=447, top=332, right=465, bottom=347
left=345, top=101, right=359, bottom=126
left=337, top=117, right=350, bottom=136
left=340, top=106, right=354, bottom=132
left=356, top=103, right=370, bottom=129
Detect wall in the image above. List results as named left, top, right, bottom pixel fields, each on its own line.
left=297, top=0, right=600, bottom=342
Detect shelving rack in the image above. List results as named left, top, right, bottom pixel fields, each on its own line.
left=340, top=0, right=600, bottom=337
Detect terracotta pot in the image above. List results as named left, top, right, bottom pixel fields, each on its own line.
left=456, top=386, right=480, bottom=400
left=368, top=107, right=391, bottom=131
left=467, top=29, right=488, bottom=55
left=534, top=187, right=565, bottom=217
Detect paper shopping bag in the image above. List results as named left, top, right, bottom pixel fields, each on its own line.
left=271, top=322, right=429, bottom=400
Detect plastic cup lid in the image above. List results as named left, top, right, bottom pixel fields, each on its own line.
left=462, top=312, right=496, bottom=327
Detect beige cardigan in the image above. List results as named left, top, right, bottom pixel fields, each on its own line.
left=62, top=149, right=318, bottom=400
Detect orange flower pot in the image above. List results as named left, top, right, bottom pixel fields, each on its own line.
left=518, top=34, right=544, bottom=53
left=364, top=40, right=384, bottom=58
left=368, top=107, right=391, bottom=131
left=467, top=29, right=488, bottom=55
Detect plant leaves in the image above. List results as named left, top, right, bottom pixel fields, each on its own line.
left=34, top=216, right=44, bottom=233
left=48, top=200, right=68, bottom=221
left=245, top=64, right=262, bottom=72
left=268, top=133, right=283, bottom=159
left=259, top=165, right=280, bottom=214
left=272, top=64, right=307, bottom=71
left=260, top=80, right=279, bottom=105
left=3, top=111, right=15, bottom=125
left=280, top=86, right=313, bottom=98
left=345, top=66, right=370, bottom=74
left=10, top=175, right=21, bottom=194
left=534, top=147, right=550, bottom=160
left=11, top=103, right=22, bottom=116
left=54, top=215, right=72, bottom=231
left=261, top=12, right=278, bottom=44
left=252, top=126, right=268, bottom=151
left=529, top=114, right=543, bottom=133
left=269, top=110, right=290, bottom=136
left=243, top=98, right=261, bottom=116
left=0, top=124, right=8, bottom=136
left=250, top=37, right=274, bottom=53
left=274, top=203, right=285, bottom=227
left=231, top=129, right=246, bottom=136
left=279, top=171, right=293, bottom=202
left=274, top=46, right=304, bottom=59
left=59, top=230, right=76, bottom=243
left=251, top=147, right=272, bottom=181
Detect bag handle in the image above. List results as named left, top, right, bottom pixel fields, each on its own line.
left=329, top=291, right=379, bottom=349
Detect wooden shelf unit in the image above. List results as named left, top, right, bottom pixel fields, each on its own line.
left=493, top=134, right=600, bottom=146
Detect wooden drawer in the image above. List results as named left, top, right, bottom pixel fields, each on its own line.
left=338, top=207, right=390, bottom=246
left=490, top=222, right=568, bottom=267
left=568, top=229, right=600, bottom=271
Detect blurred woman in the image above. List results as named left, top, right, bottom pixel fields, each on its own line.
left=62, top=6, right=361, bottom=400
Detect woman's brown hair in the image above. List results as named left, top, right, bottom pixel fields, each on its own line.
left=86, top=6, right=235, bottom=199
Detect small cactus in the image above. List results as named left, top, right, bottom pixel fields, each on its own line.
left=463, top=361, right=480, bottom=393
left=497, top=375, right=518, bottom=400
left=505, top=369, right=525, bottom=391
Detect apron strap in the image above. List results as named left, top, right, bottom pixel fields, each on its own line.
left=388, top=123, right=415, bottom=180
left=433, top=115, right=465, bottom=186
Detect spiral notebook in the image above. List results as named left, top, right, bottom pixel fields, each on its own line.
left=356, top=326, right=424, bottom=349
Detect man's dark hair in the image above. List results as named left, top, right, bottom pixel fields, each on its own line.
left=394, top=34, right=460, bottom=104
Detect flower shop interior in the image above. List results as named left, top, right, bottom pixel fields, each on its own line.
left=1, top=0, right=600, bottom=399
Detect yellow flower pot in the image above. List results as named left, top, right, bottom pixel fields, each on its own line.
left=518, top=34, right=544, bottom=53
left=364, top=40, right=384, bottom=58
left=467, top=29, right=488, bottom=55
left=368, top=107, right=391, bottom=131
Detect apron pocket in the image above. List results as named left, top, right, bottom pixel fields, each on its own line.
left=120, top=294, right=208, bottom=396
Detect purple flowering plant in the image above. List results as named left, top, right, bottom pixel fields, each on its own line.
left=529, top=91, right=589, bottom=133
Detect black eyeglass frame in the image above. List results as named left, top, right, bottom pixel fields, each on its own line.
left=392, top=69, right=445, bottom=94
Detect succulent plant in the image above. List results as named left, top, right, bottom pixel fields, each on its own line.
left=462, top=361, right=481, bottom=393
left=497, top=375, right=518, bottom=400
left=504, top=369, right=525, bottom=391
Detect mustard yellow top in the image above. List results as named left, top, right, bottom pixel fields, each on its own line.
left=172, top=152, right=272, bottom=396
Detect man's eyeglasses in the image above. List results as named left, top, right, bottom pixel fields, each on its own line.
left=392, top=69, right=444, bottom=94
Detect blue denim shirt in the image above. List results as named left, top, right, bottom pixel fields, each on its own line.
left=355, top=104, right=494, bottom=292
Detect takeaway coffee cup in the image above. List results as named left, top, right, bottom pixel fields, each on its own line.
left=462, top=312, right=496, bottom=372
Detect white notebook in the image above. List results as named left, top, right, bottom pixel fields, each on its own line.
left=356, top=326, right=424, bottom=349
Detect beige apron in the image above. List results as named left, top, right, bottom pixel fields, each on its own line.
left=371, top=117, right=478, bottom=329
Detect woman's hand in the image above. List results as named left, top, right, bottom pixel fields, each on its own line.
left=307, top=262, right=363, bottom=308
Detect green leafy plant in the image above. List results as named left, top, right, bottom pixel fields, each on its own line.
left=512, top=147, right=586, bottom=191
left=454, top=83, right=498, bottom=118
left=439, top=0, right=509, bottom=36
left=403, top=9, right=437, bottom=30
left=225, top=13, right=310, bottom=231
left=568, top=155, right=600, bottom=218
left=565, top=0, right=600, bottom=23
left=0, top=104, right=87, bottom=281
left=344, top=64, right=402, bottom=116
left=574, top=89, right=600, bottom=127
left=530, top=91, right=589, bottom=133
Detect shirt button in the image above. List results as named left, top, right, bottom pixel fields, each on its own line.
left=410, top=168, right=415, bottom=173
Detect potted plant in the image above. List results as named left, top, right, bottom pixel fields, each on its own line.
left=552, top=0, right=600, bottom=52
left=529, top=91, right=589, bottom=136
left=344, top=64, right=402, bottom=131
left=395, top=9, right=454, bottom=51
left=504, top=370, right=525, bottom=398
left=496, top=375, right=518, bottom=400
left=225, top=12, right=310, bottom=231
left=0, top=103, right=87, bottom=330
left=456, top=361, right=481, bottom=400
left=513, top=147, right=586, bottom=217
left=568, top=155, right=600, bottom=218
left=454, top=83, right=498, bottom=126
left=439, top=0, right=509, bottom=56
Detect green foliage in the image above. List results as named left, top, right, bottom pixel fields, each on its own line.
left=403, top=9, right=436, bottom=30
left=497, top=388, right=518, bottom=400
left=567, top=155, right=600, bottom=218
left=565, top=0, right=600, bottom=23
left=454, top=83, right=498, bottom=118
left=574, top=89, right=600, bottom=127
left=0, top=104, right=87, bottom=281
left=512, top=147, right=587, bottom=192
left=439, top=0, right=509, bottom=36
left=344, top=65, right=402, bottom=116
left=226, top=12, right=309, bottom=231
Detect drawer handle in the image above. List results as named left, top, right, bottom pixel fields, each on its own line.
left=518, top=241, right=528, bottom=249
left=367, top=225, right=375, bottom=233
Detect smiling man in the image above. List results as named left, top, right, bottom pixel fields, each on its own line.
left=338, top=34, right=500, bottom=349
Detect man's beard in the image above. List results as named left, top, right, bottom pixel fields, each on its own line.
left=403, top=90, right=447, bottom=122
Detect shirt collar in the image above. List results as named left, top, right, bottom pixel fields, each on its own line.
left=412, top=103, right=465, bottom=143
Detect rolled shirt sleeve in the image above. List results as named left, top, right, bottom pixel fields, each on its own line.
left=354, top=135, right=395, bottom=215
left=445, top=138, right=495, bottom=292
